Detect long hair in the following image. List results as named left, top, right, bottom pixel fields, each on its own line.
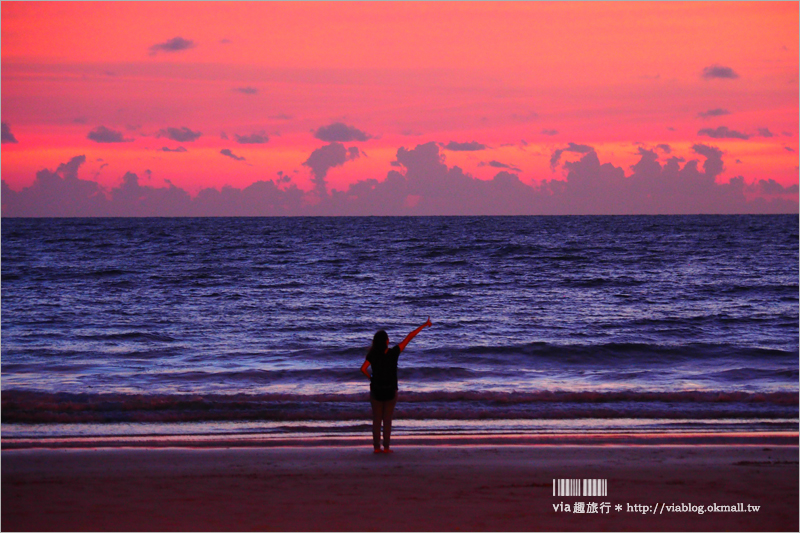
left=367, top=330, right=388, bottom=359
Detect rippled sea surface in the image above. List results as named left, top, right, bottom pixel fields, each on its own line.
left=2, top=215, right=797, bottom=442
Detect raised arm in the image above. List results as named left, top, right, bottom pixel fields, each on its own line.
left=398, top=317, right=433, bottom=352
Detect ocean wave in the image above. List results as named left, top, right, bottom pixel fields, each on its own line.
left=3, top=216, right=797, bottom=423
left=76, top=332, right=177, bottom=343
left=122, top=366, right=477, bottom=383
left=706, top=368, right=800, bottom=381
left=560, top=277, right=644, bottom=288
left=3, top=389, right=796, bottom=424
left=427, top=342, right=796, bottom=362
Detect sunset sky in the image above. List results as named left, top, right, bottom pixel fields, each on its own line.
left=2, top=1, right=798, bottom=216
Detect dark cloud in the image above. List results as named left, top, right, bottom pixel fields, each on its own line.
left=87, top=126, right=132, bottom=143
left=697, top=108, right=730, bottom=119
left=270, top=114, right=293, bottom=121
left=2, top=122, right=18, bottom=144
left=157, top=127, right=202, bottom=142
left=235, top=132, right=269, bottom=144
left=541, top=129, right=559, bottom=136
left=220, top=38, right=232, bottom=44
left=550, top=143, right=595, bottom=171
left=554, top=143, right=734, bottom=214
left=0, top=156, right=309, bottom=217
left=161, top=146, right=187, bottom=152
left=698, top=126, right=749, bottom=140
left=691, top=144, right=725, bottom=179
left=109, top=172, right=193, bottom=216
left=220, top=149, right=246, bottom=161
left=1, top=156, right=108, bottom=216
left=3, top=144, right=796, bottom=218
left=233, top=87, right=258, bottom=95
left=149, top=37, right=196, bottom=55
left=314, top=123, right=372, bottom=142
left=333, top=142, right=543, bottom=215
left=220, top=132, right=229, bottom=140
left=656, top=144, right=672, bottom=154
left=479, top=160, right=521, bottom=172
left=785, top=146, right=796, bottom=153
left=442, top=141, right=487, bottom=151
left=557, top=151, right=627, bottom=208
left=328, top=141, right=795, bottom=215
left=754, top=179, right=798, bottom=196
left=192, top=181, right=305, bottom=216
left=303, top=143, right=361, bottom=192
left=701, top=65, right=739, bottom=79
left=757, top=128, right=774, bottom=138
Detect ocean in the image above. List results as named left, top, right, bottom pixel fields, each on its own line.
left=2, top=215, right=797, bottom=446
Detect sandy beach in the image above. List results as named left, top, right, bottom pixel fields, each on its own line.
left=3, top=443, right=797, bottom=532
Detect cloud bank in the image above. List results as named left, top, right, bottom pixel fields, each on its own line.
left=3, top=142, right=796, bottom=217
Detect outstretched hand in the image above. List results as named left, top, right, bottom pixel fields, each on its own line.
left=400, top=317, right=432, bottom=352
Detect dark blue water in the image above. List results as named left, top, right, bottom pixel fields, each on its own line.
left=2, top=216, right=797, bottom=442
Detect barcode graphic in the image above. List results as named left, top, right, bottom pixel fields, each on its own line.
left=553, top=479, right=607, bottom=497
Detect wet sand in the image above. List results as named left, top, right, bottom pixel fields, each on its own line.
left=3, top=444, right=798, bottom=531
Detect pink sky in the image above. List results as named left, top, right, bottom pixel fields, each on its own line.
left=2, top=1, right=798, bottom=215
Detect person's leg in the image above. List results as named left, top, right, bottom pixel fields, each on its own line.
left=370, top=395, right=384, bottom=451
left=382, top=394, right=398, bottom=451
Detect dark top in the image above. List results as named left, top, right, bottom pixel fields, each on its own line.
left=367, top=345, right=401, bottom=393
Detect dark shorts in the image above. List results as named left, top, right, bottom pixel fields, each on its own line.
left=370, top=387, right=397, bottom=402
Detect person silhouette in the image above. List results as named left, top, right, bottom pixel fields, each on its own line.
left=361, top=317, right=432, bottom=453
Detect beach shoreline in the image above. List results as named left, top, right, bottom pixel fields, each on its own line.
left=2, top=430, right=798, bottom=450
left=3, top=443, right=797, bottom=531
